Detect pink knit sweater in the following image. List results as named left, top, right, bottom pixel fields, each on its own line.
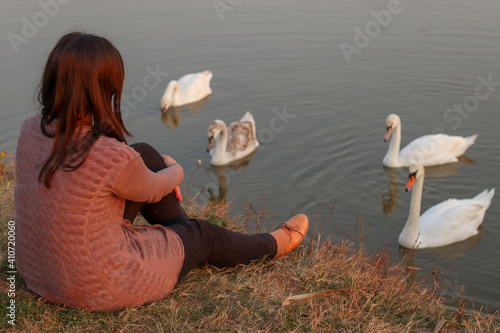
left=14, top=114, right=185, bottom=311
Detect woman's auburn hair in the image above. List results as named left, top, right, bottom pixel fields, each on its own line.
left=38, top=32, right=131, bottom=188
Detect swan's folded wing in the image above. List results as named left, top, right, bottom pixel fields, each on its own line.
left=177, top=73, right=196, bottom=86
left=420, top=198, right=461, bottom=222
left=178, top=72, right=210, bottom=102
left=227, top=122, right=253, bottom=153
left=421, top=199, right=485, bottom=242
left=399, top=134, right=464, bottom=166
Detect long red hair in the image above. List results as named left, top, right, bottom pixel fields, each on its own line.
left=38, top=32, right=131, bottom=188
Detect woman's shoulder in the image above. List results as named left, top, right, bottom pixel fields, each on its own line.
left=20, top=114, right=42, bottom=132
left=17, top=114, right=44, bottom=145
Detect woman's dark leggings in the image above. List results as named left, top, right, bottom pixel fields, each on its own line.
left=123, top=143, right=278, bottom=282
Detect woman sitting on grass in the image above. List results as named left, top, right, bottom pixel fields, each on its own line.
left=14, top=32, right=308, bottom=311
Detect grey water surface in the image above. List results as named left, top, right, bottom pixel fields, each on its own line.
left=1, top=0, right=499, bottom=310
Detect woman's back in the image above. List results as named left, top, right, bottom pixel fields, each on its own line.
left=15, top=114, right=184, bottom=311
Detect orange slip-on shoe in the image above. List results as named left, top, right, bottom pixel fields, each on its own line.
left=271, top=214, right=309, bottom=260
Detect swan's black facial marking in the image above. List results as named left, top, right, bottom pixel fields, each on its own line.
left=384, top=125, right=393, bottom=142
left=405, top=170, right=418, bottom=192
left=207, top=136, right=215, bottom=152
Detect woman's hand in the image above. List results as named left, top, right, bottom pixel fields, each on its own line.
left=162, top=155, right=178, bottom=167
left=162, top=155, right=183, bottom=202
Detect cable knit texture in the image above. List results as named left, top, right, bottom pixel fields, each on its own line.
left=14, top=114, right=185, bottom=311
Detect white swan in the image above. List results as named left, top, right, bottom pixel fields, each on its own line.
left=160, top=70, right=213, bottom=111
left=399, top=164, right=495, bottom=249
left=383, top=114, right=478, bottom=168
left=207, top=111, right=259, bottom=166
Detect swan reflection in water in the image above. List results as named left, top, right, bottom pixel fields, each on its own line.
left=399, top=232, right=482, bottom=300
left=381, top=156, right=476, bottom=214
left=160, top=95, right=212, bottom=130
left=207, top=151, right=257, bottom=204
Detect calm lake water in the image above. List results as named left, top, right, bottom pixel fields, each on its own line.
left=1, top=0, right=499, bottom=311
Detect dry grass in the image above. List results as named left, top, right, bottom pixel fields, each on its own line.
left=1, top=156, right=499, bottom=332
left=0, top=153, right=15, bottom=262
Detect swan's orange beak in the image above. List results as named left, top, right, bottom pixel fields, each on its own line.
left=405, top=173, right=416, bottom=192
left=207, top=137, right=214, bottom=152
left=384, top=126, right=392, bottom=142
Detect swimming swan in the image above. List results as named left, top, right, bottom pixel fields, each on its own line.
left=207, top=111, right=259, bottom=166
left=399, top=164, right=494, bottom=249
left=161, top=70, right=213, bottom=111
left=383, top=114, right=477, bottom=168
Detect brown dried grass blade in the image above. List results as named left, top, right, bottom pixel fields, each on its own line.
left=282, top=289, right=346, bottom=306
left=433, top=317, right=446, bottom=333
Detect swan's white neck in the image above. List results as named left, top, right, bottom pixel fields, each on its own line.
left=163, top=80, right=181, bottom=108
left=383, top=124, right=401, bottom=167
left=211, top=125, right=229, bottom=165
left=399, top=173, right=424, bottom=248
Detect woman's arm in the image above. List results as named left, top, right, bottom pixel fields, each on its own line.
left=162, top=155, right=183, bottom=202
left=111, top=155, right=184, bottom=203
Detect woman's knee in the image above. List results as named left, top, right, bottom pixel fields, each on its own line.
left=129, top=142, right=166, bottom=171
left=130, top=142, right=156, bottom=156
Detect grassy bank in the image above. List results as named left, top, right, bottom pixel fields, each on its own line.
left=0, top=158, right=499, bottom=332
